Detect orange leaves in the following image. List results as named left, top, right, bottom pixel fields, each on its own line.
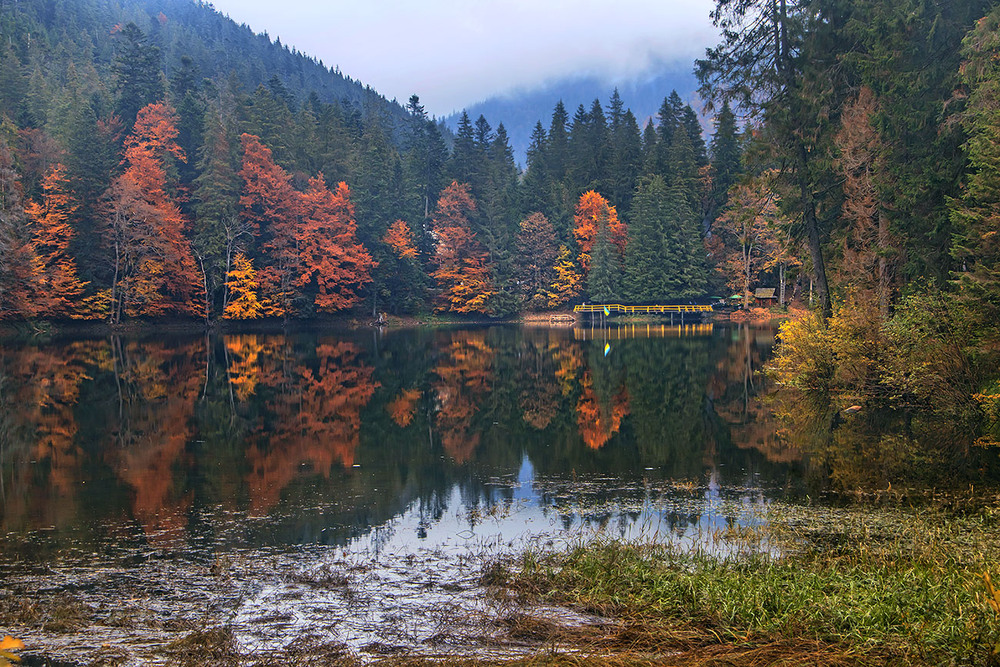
left=239, top=136, right=373, bottom=315
left=23, top=164, right=88, bottom=318
left=432, top=333, right=494, bottom=462
left=0, top=635, right=24, bottom=666
left=430, top=181, right=494, bottom=313
left=575, top=370, right=630, bottom=450
left=384, top=220, right=418, bottom=260
left=244, top=342, right=377, bottom=514
left=296, top=177, right=374, bottom=313
left=239, top=133, right=299, bottom=236
left=573, top=190, right=626, bottom=273
left=387, top=388, right=421, bottom=427
left=106, top=102, right=203, bottom=320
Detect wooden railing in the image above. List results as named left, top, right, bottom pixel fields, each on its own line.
left=572, top=303, right=714, bottom=314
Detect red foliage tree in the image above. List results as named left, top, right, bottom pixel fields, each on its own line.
left=239, top=133, right=300, bottom=315
left=105, top=102, right=203, bottom=321
left=24, top=164, right=88, bottom=317
left=383, top=219, right=418, bottom=259
left=296, top=177, right=374, bottom=312
left=572, top=190, right=626, bottom=273
left=430, top=181, right=494, bottom=313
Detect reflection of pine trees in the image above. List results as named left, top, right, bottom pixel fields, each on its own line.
left=0, top=326, right=822, bottom=552
left=621, top=337, right=713, bottom=479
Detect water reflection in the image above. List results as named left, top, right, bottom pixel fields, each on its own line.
left=0, top=324, right=792, bottom=552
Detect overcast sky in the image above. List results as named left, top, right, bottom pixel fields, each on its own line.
left=207, top=0, right=719, bottom=117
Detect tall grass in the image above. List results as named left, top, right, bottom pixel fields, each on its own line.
left=495, top=503, right=1000, bottom=665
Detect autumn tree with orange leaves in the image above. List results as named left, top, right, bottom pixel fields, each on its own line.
left=104, top=102, right=204, bottom=322
left=239, top=135, right=373, bottom=316
left=430, top=181, right=494, bottom=313
left=384, top=220, right=418, bottom=260
left=380, top=218, right=426, bottom=313
left=296, top=177, right=374, bottom=313
left=239, top=133, right=301, bottom=315
left=24, top=164, right=88, bottom=318
left=572, top=190, right=626, bottom=274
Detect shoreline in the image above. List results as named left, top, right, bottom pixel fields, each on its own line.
left=0, top=307, right=806, bottom=339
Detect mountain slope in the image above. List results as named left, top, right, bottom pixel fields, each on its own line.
left=0, top=0, right=411, bottom=132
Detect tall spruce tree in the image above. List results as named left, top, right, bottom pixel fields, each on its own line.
left=624, top=175, right=671, bottom=302
left=587, top=220, right=620, bottom=303
left=707, top=101, right=741, bottom=229
left=112, top=23, right=164, bottom=131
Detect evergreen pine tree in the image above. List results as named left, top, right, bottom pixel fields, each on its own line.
left=624, top=176, right=671, bottom=302
left=610, top=109, right=642, bottom=215
left=587, top=221, right=620, bottom=303
left=708, top=101, right=741, bottom=229
left=112, top=23, right=164, bottom=131
left=450, top=111, right=477, bottom=186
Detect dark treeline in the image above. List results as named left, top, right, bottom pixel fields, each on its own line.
left=0, top=0, right=740, bottom=323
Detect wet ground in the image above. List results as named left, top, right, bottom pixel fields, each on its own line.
left=1, top=474, right=779, bottom=665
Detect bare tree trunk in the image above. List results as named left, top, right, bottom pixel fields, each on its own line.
left=111, top=240, right=121, bottom=324
left=779, top=262, right=786, bottom=307
left=197, top=252, right=210, bottom=324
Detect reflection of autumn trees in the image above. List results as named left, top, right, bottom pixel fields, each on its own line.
left=387, top=388, right=422, bottom=428
left=432, top=333, right=494, bottom=463
left=518, top=333, right=563, bottom=431
left=104, top=339, right=204, bottom=545
left=225, top=335, right=268, bottom=402
left=709, top=325, right=801, bottom=464
left=576, top=369, right=630, bottom=449
left=0, top=342, right=96, bottom=530
left=243, top=341, right=377, bottom=514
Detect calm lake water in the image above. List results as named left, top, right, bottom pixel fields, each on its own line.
left=0, top=323, right=801, bottom=661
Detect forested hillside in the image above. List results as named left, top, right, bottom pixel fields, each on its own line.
left=0, top=0, right=726, bottom=322
left=0, top=0, right=411, bottom=127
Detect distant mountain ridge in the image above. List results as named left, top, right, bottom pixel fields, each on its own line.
left=445, top=67, right=702, bottom=166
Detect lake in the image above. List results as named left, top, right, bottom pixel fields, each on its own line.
left=0, top=323, right=804, bottom=662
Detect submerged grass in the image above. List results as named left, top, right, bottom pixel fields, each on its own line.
left=488, top=502, right=1000, bottom=666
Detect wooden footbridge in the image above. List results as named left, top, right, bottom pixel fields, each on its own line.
left=573, top=303, right=714, bottom=314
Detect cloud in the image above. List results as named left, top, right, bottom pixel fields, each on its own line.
left=209, top=0, right=718, bottom=115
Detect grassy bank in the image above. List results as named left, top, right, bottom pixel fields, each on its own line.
left=486, top=503, right=1000, bottom=666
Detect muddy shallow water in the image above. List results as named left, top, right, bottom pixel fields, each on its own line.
left=0, top=324, right=797, bottom=663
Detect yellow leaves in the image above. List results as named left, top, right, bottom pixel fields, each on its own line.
left=546, top=245, right=582, bottom=308
left=387, top=388, right=421, bottom=428
left=982, top=571, right=1000, bottom=655
left=224, top=253, right=264, bottom=320
left=0, top=636, right=25, bottom=666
